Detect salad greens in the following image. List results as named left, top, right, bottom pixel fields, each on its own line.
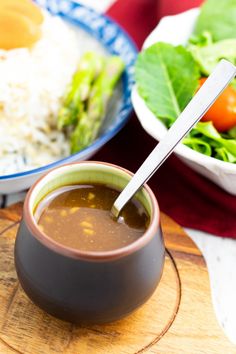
left=228, top=126, right=236, bottom=138
left=188, top=35, right=236, bottom=75
left=135, top=0, right=236, bottom=164
left=184, top=122, right=236, bottom=163
left=58, top=52, right=124, bottom=153
left=194, top=0, right=236, bottom=41
left=135, top=43, right=200, bottom=127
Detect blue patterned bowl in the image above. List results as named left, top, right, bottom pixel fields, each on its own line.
left=0, top=0, right=137, bottom=194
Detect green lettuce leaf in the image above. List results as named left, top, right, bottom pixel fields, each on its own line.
left=228, top=126, right=236, bottom=138
left=189, top=31, right=213, bottom=46
left=183, top=137, right=212, bottom=156
left=217, top=139, right=236, bottom=156
left=194, top=0, right=236, bottom=42
left=135, top=43, right=200, bottom=126
left=192, top=121, right=221, bottom=139
left=185, top=122, right=236, bottom=162
left=215, top=147, right=236, bottom=162
left=188, top=37, right=236, bottom=75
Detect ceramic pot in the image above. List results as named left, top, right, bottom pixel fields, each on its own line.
left=15, top=161, right=165, bottom=324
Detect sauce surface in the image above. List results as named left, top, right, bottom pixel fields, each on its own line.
left=36, top=184, right=150, bottom=252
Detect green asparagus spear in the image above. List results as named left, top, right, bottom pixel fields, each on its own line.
left=70, top=56, right=124, bottom=153
left=58, top=52, right=104, bottom=129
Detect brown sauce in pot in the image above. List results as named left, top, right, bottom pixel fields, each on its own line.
left=35, top=184, right=150, bottom=252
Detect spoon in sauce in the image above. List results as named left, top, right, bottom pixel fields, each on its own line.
left=111, top=59, right=236, bottom=218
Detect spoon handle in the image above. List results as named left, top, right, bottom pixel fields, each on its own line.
left=112, top=59, right=236, bottom=217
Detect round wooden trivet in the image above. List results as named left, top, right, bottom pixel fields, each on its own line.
left=0, top=205, right=234, bottom=354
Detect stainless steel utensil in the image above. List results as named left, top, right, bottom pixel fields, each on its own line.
left=111, top=59, right=236, bottom=218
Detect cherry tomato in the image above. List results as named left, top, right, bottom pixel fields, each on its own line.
left=199, top=77, right=236, bottom=132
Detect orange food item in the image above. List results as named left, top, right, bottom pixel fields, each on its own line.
left=199, top=77, right=236, bottom=132
left=0, top=0, right=30, bottom=6
left=0, top=0, right=43, bottom=50
left=0, top=0, right=44, bottom=25
left=0, top=10, right=41, bottom=50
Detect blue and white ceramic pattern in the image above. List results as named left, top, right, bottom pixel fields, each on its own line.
left=0, top=0, right=137, bottom=194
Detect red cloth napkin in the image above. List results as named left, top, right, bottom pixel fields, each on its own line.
left=93, top=0, right=236, bottom=238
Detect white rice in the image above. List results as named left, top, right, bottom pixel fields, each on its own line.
left=0, top=11, right=80, bottom=175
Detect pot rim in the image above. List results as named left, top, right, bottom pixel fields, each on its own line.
left=23, top=161, right=161, bottom=261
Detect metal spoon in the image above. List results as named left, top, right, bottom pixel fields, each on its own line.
left=111, top=59, right=236, bottom=218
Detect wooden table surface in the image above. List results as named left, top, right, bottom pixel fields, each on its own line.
left=0, top=204, right=235, bottom=354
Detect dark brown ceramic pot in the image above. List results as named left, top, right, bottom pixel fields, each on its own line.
left=15, top=162, right=165, bottom=324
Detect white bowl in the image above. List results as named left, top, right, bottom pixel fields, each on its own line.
left=132, top=8, right=236, bottom=195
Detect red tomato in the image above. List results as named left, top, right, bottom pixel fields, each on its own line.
left=199, top=77, right=236, bottom=132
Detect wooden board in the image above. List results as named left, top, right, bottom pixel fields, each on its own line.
left=0, top=204, right=235, bottom=354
